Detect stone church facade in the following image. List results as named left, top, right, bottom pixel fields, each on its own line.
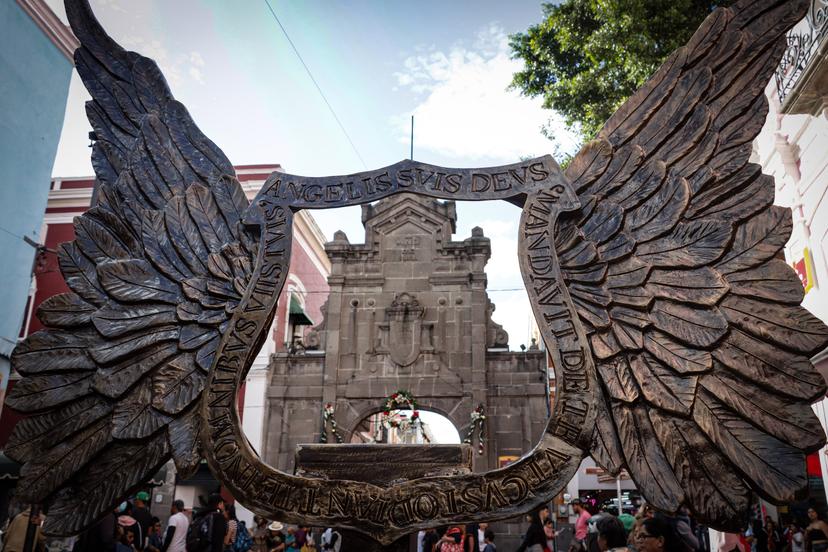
left=263, top=194, right=549, bottom=489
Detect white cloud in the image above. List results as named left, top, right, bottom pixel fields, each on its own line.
left=394, top=25, right=579, bottom=162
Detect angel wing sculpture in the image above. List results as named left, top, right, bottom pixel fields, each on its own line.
left=7, top=0, right=827, bottom=542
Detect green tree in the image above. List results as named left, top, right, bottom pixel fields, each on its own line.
left=510, top=0, right=734, bottom=141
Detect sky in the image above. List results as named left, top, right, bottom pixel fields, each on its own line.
left=46, top=0, right=578, bottom=351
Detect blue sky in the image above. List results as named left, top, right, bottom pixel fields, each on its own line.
left=47, top=0, right=576, bottom=350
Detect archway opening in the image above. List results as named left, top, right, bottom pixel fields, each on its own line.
left=350, top=409, right=461, bottom=444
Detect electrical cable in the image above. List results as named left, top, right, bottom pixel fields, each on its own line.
left=263, top=0, right=368, bottom=169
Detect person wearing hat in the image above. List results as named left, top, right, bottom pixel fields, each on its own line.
left=268, top=521, right=286, bottom=552
left=133, top=491, right=153, bottom=550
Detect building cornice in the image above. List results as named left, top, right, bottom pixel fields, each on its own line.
left=16, top=0, right=79, bottom=64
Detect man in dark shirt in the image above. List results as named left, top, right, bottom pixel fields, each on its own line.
left=133, top=491, right=154, bottom=550
left=206, top=494, right=228, bottom=552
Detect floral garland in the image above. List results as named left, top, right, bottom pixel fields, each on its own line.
left=463, top=404, right=486, bottom=455
left=320, top=402, right=344, bottom=444
left=378, top=390, right=429, bottom=443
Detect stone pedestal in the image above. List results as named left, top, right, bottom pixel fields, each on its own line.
left=294, top=443, right=473, bottom=551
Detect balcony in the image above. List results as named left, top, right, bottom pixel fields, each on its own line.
left=775, top=0, right=828, bottom=115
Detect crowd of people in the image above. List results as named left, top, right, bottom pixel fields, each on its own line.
left=0, top=492, right=349, bottom=552
left=3, top=493, right=828, bottom=552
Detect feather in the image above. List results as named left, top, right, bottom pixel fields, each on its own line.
left=726, top=259, right=804, bottom=304
left=629, top=353, right=698, bottom=415
left=720, top=296, right=828, bottom=355
left=36, top=293, right=96, bottom=328
left=112, top=379, right=172, bottom=440
left=649, top=410, right=750, bottom=531
left=5, top=397, right=111, bottom=464
left=613, top=402, right=685, bottom=512
left=43, top=434, right=170, bottom=536
left=716, top=208, right=791, bottom=275
left=93, top=343, right=178, bottom=399
left=643, top=330, right=712, bottom=374
left=646, top=267, right=729, bottom=306
left=152, top=354, right=205, bottom=415
left=713, top=329, right=825, bottom=401
left=566, top=139, right=613, bottom=190
left=5, top=372, right=93, bottom=413
left=694, top=388, right=806, bottom=503
left=90, top=326, right=179, bottom=365
left=624, top=175, right=689, bottom=243
left=636, top=220, right=731, bottom=268
left=17, top=416, right=112, bottom=503
left=167, top=406, right=202, bottom=479
left=649, top=300, right=728, bottom=348
left=97, top=259, right=180, bottom=303
left=58, top=242, right=106, bottom=306
left=92, top=303, right=177, bottom=337
left=701, top=370, right=824, bottom=451
left=12, top=330, right=96, bottom=374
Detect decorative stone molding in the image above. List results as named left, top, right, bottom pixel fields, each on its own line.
left=16, top=0, right=79, bottom=63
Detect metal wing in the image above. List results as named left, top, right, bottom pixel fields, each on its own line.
left=560, top=0, right=828, bottom=528
left=5, top=0, right=257, bottom=535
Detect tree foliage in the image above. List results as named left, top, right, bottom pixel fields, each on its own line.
left=510, top=0, right=734, bottom=141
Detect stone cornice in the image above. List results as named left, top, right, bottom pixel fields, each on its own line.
left=16, top=0, right=79, bottom=64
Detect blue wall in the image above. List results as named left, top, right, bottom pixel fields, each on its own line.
left=0, top=2, right=73, bottom=381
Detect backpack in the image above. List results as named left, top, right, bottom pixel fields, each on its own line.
left=186, top=511, right=214, bottom=552
left=233, top=520, right=253, bottom=552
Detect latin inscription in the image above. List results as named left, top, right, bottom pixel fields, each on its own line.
left=259, top=158, right=559, bottom=208
left=202, top=161, right=592, bottom=540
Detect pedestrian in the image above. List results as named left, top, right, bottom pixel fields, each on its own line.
left=224, top=504, right=238, bottom=551
left=634, top=517, right=681, bottom=552
left=320, top=527, right=341, bottom=552
left=133, top=492, right=154, bottom=550
left=422, top=528, right=441, bottom=552
left=765, top=518, right=782, bottom=552
left=482, top=529, right=496, bottom=552
left=465, top=522, right=488, bottom=552
left=544, top=518, right=561, bottom=551
left=146, top=517, right=163, bottom=552
left=118, top=502, right=144, bottom=552
left=516, top=506, right=548, bottom=552
left=189, top=494, right=227, bottom=552
left=436, top=527, right=465, bottom=552
left=596, top=515, right=630, bottom=552
left=161, top=499, right=189, bottom=552
left=571, top=499, right=592, bottom=552
left=2, top=505, right=45, bottom=552
left=807, top=508, right=828, bottom=552
left=117, top=524, right=138, bottom=552
left=785, top=522, right=804, bottom=552
left=268, top=521, right=286, bottom=552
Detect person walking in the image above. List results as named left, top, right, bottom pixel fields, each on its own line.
left=571, top=499, right=592, bottom=552
left=161, top=500, right=188, bottom=552
left=223, top=504, right=238, bottom=552
left=516, top=506, right=548, bottom=552
left=133, top=492, right=153, bottom=550
left=2, top=506, right=45, bottom=552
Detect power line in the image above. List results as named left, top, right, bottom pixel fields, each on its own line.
left=263, top=0, right=368, bottom=169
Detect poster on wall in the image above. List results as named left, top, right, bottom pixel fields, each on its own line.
left=792, top=248, right=816, bottom=294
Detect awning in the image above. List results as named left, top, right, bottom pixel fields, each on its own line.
left=289, top=295, right=314, bottom=326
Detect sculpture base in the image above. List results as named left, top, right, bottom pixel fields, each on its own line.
left=294, top=443, right=473, bottom=551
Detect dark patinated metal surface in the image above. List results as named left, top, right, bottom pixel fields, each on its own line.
left=6, top=0, right=828, bottom=544
left=295, top=444, right=473, bottom=552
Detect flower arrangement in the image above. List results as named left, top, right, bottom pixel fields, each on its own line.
left=320, top=402, right=344, bottom=443
left=463, top=404, right=486, bottom=455
left=378, top=390, right=429, bottom=442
